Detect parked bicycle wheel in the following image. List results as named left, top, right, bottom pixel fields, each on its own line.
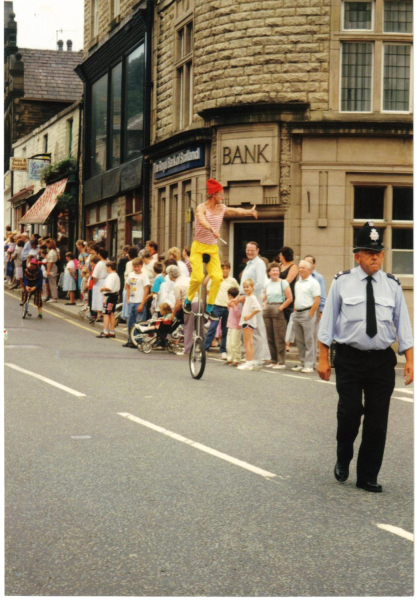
left=130, top=325, right=143, bottom=348
left=189, top=337, right=206, bottom=379
left=141, top=341, right=153, bottom=354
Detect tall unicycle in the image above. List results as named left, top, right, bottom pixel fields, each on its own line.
left=22, top=292, right=32, bottom=319
left=189, top=254, right=210, bottom=379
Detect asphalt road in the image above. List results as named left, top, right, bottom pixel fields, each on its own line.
left=4, top=292, right=414, bottom=596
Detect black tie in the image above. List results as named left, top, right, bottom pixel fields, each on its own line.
left=366, top=276, right=377, bottom=338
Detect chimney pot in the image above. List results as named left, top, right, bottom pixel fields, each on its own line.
left=57, top=40, right=64, bottom=52
left=66, top=40, right=73, bottom=52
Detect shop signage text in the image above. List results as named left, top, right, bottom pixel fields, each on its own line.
left=154, top=146, right=205, bottom=180
left=10, top=157, right=28, bottom=171
left=222, top=144, right=270, bottom=165
left=28, top=158, right=50, bottom=181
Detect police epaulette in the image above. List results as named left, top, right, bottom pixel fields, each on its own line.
left=334, top=270, right=351, bottom=279
left=387, top=273, right=401, bottom=285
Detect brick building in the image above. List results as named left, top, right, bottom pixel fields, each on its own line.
left=4, top=6, right=83, bottom=231
left=146, top=0, right=413, bottom=317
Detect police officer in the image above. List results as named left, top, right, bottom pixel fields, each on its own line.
left=318, top=222, right=413, bottom=493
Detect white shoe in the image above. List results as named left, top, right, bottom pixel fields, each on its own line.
left=301, top=367, right=314, bottom=373
left=273, top=364, right=286, bottom=370
left=221, top=352, right=227, bottom=360
left=264, top=363, right=275, bottom=368
left=252, top=363, right=263, bottom=371
left=291, top=365, right=303, bottom=371
left=46, top=299, right=57, bottom=303
left=237, top=363, right=253, bottom=371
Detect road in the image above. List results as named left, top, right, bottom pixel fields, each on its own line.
left=4, top=291, right=414, bottom=596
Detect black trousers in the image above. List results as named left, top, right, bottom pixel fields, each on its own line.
left=334, top=344, right=396, bottom=482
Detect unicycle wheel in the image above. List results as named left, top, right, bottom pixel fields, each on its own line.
left=189, top=337, right=206, bottom=379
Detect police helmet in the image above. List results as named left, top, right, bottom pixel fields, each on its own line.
left=353, top=222, right=384, bottom=253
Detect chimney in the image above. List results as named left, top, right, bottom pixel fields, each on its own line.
left=57, top=39, right=63, bottom=52
left=66, top=40, right=73, bottom=52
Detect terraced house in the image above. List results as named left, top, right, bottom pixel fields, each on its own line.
left=78, top=0, right=413, bottom=315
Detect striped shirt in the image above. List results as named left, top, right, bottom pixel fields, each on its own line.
left=194, top=204, right=226, bottom=245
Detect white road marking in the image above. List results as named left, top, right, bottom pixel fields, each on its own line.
left=316, top=379, right=336, bottom=385
left=5, top=363, right=86, bottom=397
left=5, top=345, right=40, bottom=349
left=394, top=388, right=413, bottom=395
left=70, top=436, right=91, bottom=440
left=392, top=396, right=413, bottom=403
left=376, top=524, right=413, bottom=542
left=118, top=412, right=276, bottom=479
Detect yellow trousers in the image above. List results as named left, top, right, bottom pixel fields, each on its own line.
left=187, top=240, right=223, bottom=305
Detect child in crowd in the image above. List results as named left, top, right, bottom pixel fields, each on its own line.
left=88, top=256, right=100, bottom=323
left=97, top=261, right=121, bottom=339
left=124, top=257, right=150, bottom=348
left=62, top=252, right=78, bottom=305
left=150, top=262, right=165, bottom=315
left=39, top=249, right=48, bottom=299
left=80, top=267, right=89, bottom=304
left=226, top=286, right=242, bottom=366
left=22, top=258, right=43, bottom=319
left=237, top=278, right=261, bottom=371
left=12, top=239, right=25, bottom=291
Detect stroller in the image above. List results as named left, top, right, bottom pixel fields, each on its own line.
left=133, top=315, right=184, bottom=354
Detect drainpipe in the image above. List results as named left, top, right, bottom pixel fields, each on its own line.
left=142, top=0, right=154, bottom=244
left=76, top=100, right=83, bottom=242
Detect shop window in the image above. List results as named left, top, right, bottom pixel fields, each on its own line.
left=88, top=206, right=97, bottom=224
left=352, top=184, right=413, bottom=275
left=158, top=188, right=166, bottom=250
left=384, top=1, right=413, bottom=33
left=354, top=187, right=384, bottom=220
left=91, top=73, right=108, bottom=176
left=341, top=42, right=373, bottom=112
left=169, top=185, right=178, bottom=248
left=99, top=203, right=108, bottom=222
left=174, top=20, right=193, bottom=130
left=343, top=2, right=373, bottom=30
left=125, top=44, right=145, bottom=161
left=125, top=191, right=143, bottom=247
left=383, top=44, right=412, bottom=112
left=111, top=199, right=118, bottom=219
left=110, top=62, right=122, bottom=168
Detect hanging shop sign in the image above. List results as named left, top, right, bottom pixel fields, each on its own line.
left=28, top=158, right=51, bottom=181
left=10, top=157, right=28, bottom=171
left=153, top=146, right=205, bottom=180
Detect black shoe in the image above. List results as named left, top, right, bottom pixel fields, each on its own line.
left=356, top=480, right=382, bottom=493
left=123, top=342, right=135, bottom=348
left=204, top=310, right=219, bottom=321
left=37, top=314, right=43, bottom=319
left=96, top=332, right=110, bottom=338
left=183, top=301, right=192, bottom=315
left=334, top=462, right=349, bottom=483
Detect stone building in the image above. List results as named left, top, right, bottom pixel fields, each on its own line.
left=146, top=0, right=413, bottom=315
left=76, top=0, right=153, bottom=258
left=4, top=5, right=83, bottom=230
left=12, top=100, right=82, bottom=245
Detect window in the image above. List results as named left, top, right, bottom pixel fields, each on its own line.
left=110, top=62, right=122, bottom=168
left=169, top=184, right=178, bottom=247
left=92, top=0, right=98, bottom=39
left=175, top=20, right=193, bottom=129
left=383, top=44, right=411, bottom=112
left=125, top=191, right=143, bottom=246
left=341, top=42, right=373, bottom=111
left=67, top=119, right=73, bottom=157
left=352, top=184, right=413, bottom=275
left=343, top=1, right=372, bottom=30
left=91, top=73, right=108, bottom=176
left=43, top=134, right=48, bottom=153
left=125, top=44, right=145, bottom=161
left=111, top=0, right=120, bottom=20
left=384, top=1, right=413, bottom=33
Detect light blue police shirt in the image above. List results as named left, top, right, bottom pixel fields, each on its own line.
left=239, top=256, right=267, bottom=297
left=318, top=266, right=413, bottom=354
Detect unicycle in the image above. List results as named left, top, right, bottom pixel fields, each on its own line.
left=189, top=253, right=211, bottom=379
left=22, top=292, right=32, bottom=319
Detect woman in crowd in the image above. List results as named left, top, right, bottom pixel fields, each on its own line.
left=122, top=246, right=139, bottom=320
left=76, top=240, right=89, bottom=297
left=5, top=233, right=16, bottom=285
left=12, top=239, right=25, bottom=291
left=168, top=246, right=189, bottom=278
left=91, top=248, right=109, bottom=322
left=45, top=238, right=59, bottom=303
left=263, top=261, right=293, bottom=369
left=277, top=246, right=298, bottom=351
left=62, top=252, right=78, bottom=305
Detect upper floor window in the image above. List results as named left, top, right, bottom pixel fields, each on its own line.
left=91, top=74, right=108, bottom=176
left=341, top=43, right=373, bottom=111
left=343, top=1, right=373, bottom=30
left=110, top=0, right=120, bottom=20
left=174, top=20, right=193, bottom=130
left=125, top=45, right=145, bottom=161
left=384, top=1, right=413, bottom=33
left=43, top=134, right=48, bottom=153
left=67, top=119, right=73, bottom=157
left=92, top=0, right=99, bottom=39
left=383, top=44, right=412, bottom=112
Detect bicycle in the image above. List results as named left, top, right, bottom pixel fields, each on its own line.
left=189, top=253, right=211, bottom=379
left=22, top=292, right=32, bottom=319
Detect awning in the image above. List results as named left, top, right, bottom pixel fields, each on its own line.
left=8, top=185, right=35, bottom=205
left=19, top=178, right=68, bottom=224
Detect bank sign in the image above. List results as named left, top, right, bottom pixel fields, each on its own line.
left=153, top=146, right=205, bottom=180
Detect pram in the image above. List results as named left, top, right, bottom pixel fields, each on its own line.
left=132, top=315, right=184, bottom=354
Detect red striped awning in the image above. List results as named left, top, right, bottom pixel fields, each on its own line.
left=19, top=178, right=68, bottom=224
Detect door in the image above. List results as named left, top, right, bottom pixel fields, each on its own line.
left=233, top=221, right=283, bottom=280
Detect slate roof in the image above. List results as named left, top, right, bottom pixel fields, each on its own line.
left=19, top=48, right=84, bottom=102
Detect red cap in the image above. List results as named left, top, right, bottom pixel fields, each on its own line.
left=30, top=258, right=38, bottom=265
left=207, top=179, right=223, bottom=195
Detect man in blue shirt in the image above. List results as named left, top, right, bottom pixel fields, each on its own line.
left=305, top=254, right=326, bottom=367
left=318, top=222, right=413, bottom=493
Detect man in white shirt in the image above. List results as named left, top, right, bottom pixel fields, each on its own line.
left=124, top=258, right=150, bottom=348
left=291, top=259, right=321, bottom=373
left=97, top=261, right=121, bottom=339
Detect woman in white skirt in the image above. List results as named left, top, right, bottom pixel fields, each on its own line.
left=62, top=252, right=78, bottom=305
left=91, top=248, right=109, bottom=321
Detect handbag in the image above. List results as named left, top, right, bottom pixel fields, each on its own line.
left=285, top=312, right=295, bottom=343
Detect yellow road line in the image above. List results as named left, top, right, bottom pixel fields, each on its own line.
left=4, top=291, right=124, bottom=343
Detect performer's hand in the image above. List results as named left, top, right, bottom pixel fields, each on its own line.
left=250, top=205, right=258, bottom=219
left=404, top=361, right=414, bottom=385
left=318, top=358, right=331, bottom=381
left=210, top=228, right=220, bottom=239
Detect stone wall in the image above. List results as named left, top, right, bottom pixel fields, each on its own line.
left=84, top=0, right=139, bottom=54
left=193, top=0, right=330, bottom=115
left=154, top=1, right=176, bottom=141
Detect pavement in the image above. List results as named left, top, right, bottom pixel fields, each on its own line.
left=4, top=287, right=413, bottom=596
